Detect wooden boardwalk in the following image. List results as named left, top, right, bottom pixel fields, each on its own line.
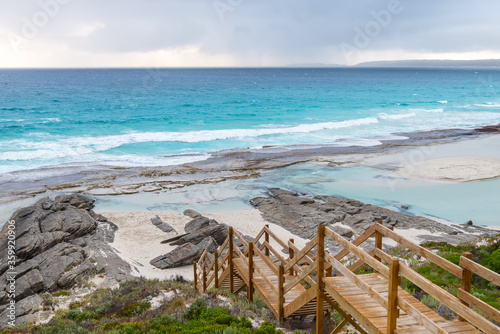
left=194, top=223, right=500, bottom=334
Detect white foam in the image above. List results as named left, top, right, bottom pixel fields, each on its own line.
left=474, top=102, right=500, bottom=108
left=424, top=108, right=444, bottom=113
left=0, top=117, right=379, bottom=161
left=437, top=100, right=448, bottom=104
left=378, top=112, right=416, bottom=120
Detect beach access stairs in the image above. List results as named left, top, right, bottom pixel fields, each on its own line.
left=194, top=222, right=500, bottom=334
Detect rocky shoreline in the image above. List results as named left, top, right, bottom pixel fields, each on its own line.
left=0, top=189, right=499, bottom=327
left=0, top=195, right=133, bottom=327
left=2, top=125, right=500, bottom=213
left=250, top=188, right=499, bottom=254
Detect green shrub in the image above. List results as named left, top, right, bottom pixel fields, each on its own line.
left=52, top=290, right=71, bottom=297
left=480, top=249, right=500, bottom=272
left=117, top=302, right=151, bottom=317
left=215, top=314, right=237, bottom=325
left=254, top=321, right=284, bottom=334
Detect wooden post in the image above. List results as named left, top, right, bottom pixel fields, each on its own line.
left=265, top=224, right=270, bottom=257
left=374, top=221, right=383, bottom=262
left=316, top=225, right=325, bottom=334
left=289, top=238, right=294, bottom=275
left=326, top=263, right=332, bottom=277
left=248, top=242, right=254, bottom=302
left=193, top=262, right=197, bottom=291
left=387, top=258, right=400, bottom=334
left=459, top=252, right=473, bottom=321
left=278, top=264, right=284, bottom=323
left=202, top=268, right=207, bottom=292
left=229, top=227, right=234, bottom=293
left=214, top=252, right=219, bottom=289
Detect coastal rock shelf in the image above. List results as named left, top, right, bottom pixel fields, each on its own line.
left=0, top=195, right=133, bottom=326
left=250, top=188, right=496, bottom=252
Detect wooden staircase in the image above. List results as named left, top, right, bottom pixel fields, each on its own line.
left=194, top=223, right=500, bottom=334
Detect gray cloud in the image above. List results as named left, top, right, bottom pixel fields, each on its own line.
left=1, top=0, right=500, bottom=66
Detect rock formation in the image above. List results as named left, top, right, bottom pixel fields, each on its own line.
left=0, top=194, right=133, bottom=327
left=250, top=188, right=496, bottom=253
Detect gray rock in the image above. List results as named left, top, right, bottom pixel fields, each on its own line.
left=250, top=188, right=499, bottom=250
left=267, top=188, right=298, bottom=198
left=57, top=259, right=95, bottom=288
left=33, top=243, right=86, bottom=291
left=183, top=209, right=202, bottom=218
left=150, top=243, right=203, bottom=269
left=151, top=215, right=175, bottom=233
left=197, top=236, right=218, bottom=253
left=184, top=216, right=211, bottom=233
left=15, top=269, right=44, bottom=301
left=0, top=295, right=43, bottom=327
left=89, top=210, right=108, bottom=222
left=55, top=194, right=95, bottom=210
left=0, top=194, right=133, bottom=327
left=330, top=225, right=354, bottom=239
left=161, top=234, right=188, bottom=244
left=171, top=224, right=228, bottom=246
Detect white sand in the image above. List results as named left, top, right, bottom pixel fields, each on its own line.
left=98, top=209, right=308, bottom=280
left=393, top=157, right=500, bottom=182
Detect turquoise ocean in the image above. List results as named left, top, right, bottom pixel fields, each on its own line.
left=1, top=68, right=500, bottom=174
left=1, top=68, right=500, bottom=226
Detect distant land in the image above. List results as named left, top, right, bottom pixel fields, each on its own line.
left=286, top=59, right=500, bottom=68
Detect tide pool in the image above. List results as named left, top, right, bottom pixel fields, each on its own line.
left=94, top=162, right=500, bottom=227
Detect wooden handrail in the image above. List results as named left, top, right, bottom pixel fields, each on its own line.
left=248, top=242, right=254, bottom=301
left=233, top=243, right=248, bottom=263
left=290, top=262, right=317, bottom=287
left=253, top=243, right=279, bottom=275
left=194, top=222, right=499, bottom=334
left=346, top=249, right=377, bottom=273
left=460, top=255, right=500, bottom=286
left=375, top=224, right=463, bottom=278
left=316, top=225, right=325, bottom=334
left=457, top=288, right=500, bottom=322
left=219, top=235, right=230, bottom=254
left=284, top=235, right=318, bottom=272
left=325, top=227, right=390, bottom=278
left=334, top=224, right=377, bottom=261
left=399, top=262, right=499, bottom=334
left=228, top=227, right=234, bottom=293
left=387, top=258, right=399, bottom=334
left=252, top=228, right=266, bottom=244
left=264, top=226, right=289, bottom=250
left=283, top=262, right=317, bottom=294
left=278, top=265, right=284, bottom=322
left=288, top=240, right=314, bottom=266
left=261, top=241, right=287, bottom=265
left=397, top=296, right=447, bottom=334
left=372, top=249, right=447, bottom=334
left=233, top=228, right=249, bottom=251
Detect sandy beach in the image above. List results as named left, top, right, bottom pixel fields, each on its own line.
left=99, top=209, right=310, bottom=280
left=393, top=156, right=500, bottom=182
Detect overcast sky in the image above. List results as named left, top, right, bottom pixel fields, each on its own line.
left=1, top=0, right=500, bottom=67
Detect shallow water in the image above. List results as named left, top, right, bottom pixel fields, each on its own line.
left=95, top=162, right=500, bottom=227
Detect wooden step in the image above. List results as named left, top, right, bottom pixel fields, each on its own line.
left=323, top=273, right=481, bottom=334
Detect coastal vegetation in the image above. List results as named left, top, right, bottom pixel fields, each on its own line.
left=391, top=234, right=500, bottom=320
left=0, top=276, right=303, bottom=334
left=3, top=234, right=499, bottom=333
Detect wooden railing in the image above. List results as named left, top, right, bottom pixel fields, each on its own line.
left=195, top=222, right=500, bottom=334
left=370, top=223, right=499, bottom=334
left=458, top=253, right=500, bottom=323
